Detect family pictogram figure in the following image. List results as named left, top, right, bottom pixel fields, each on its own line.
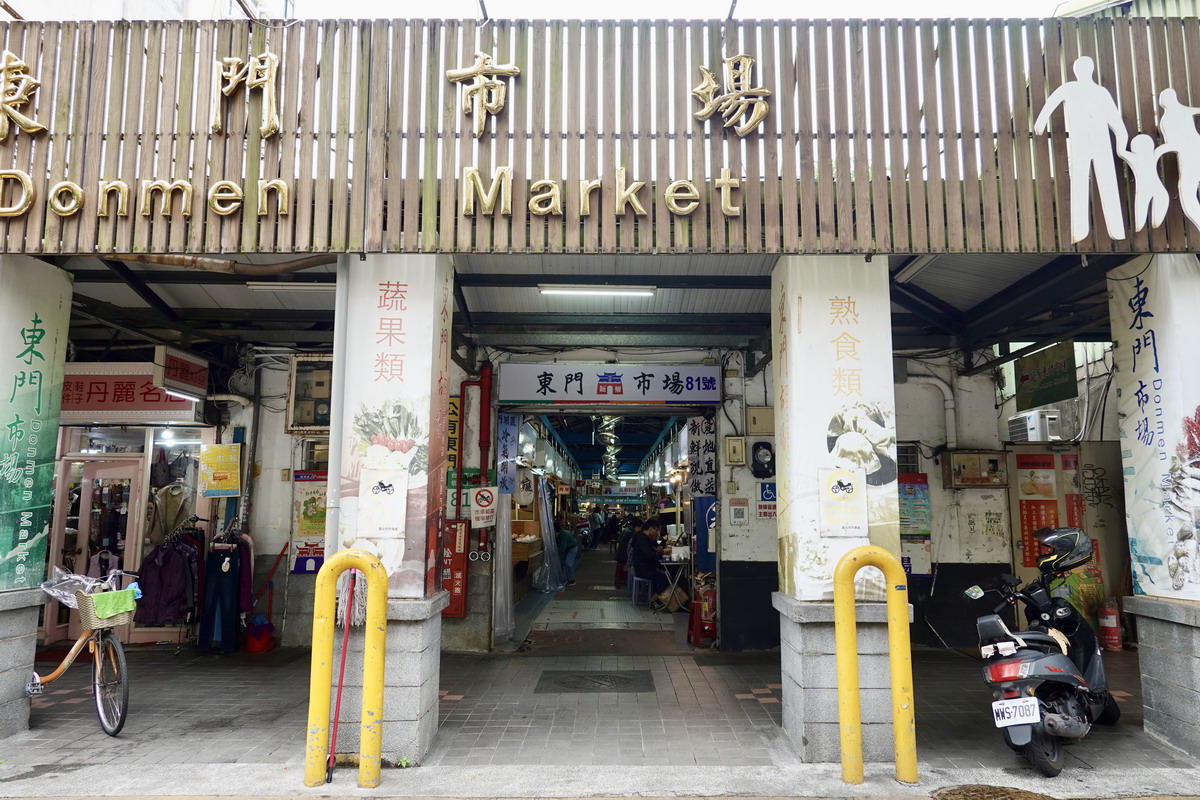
left=1035, top=56, right=1200, bottom=241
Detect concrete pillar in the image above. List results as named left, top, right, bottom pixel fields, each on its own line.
left=326, top=254, right=454, bottom=763
left=0, top=255, right=73, bottom=739
left=1107, top=255, right=1200, bottom=755
left=332, top=592, right=450, bottom=764
left=769, top=255, right=901, bottom=762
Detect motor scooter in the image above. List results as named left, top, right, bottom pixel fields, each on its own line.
left=964, top=527, right=1121, bottom=777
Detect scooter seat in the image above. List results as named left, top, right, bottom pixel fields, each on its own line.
left=1015, top=629, right=1069, bottom=655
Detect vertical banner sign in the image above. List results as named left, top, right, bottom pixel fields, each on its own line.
left=199, top=443, right=242, bottom=497
left=497, top=413, right=519, bottom=495
left=686, top=417, right=717, bottom=495
left=337, top=255, right=453, bottom=597
left=898, top=473, right=933, bottom=577
left=0, top=257, right=71, bottom=592
left=447, top=395, right=460, bottom=484
left=1015, top=340, right=1078, bottom=413
left=1109, top=255, right=1200, bottom=601
left=1016, top=452, right=1059, bottom=567
left=440, top=518, right=470, bottom=618
left=292, top=471, right=327, bottom=574
left=771, top=256, right=899, bottom=601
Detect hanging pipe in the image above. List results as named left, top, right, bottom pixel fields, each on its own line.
left=598, top=415, right=621, bottom=480
left=454, top=361, right=494, bottom=519
left=908, top=370, right=957, bottom=450
left=113, top=252, right=337, bottom=276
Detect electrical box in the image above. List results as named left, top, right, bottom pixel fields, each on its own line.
left=1007, top=410, right=1061, bottom=442
left=746, top=406, right=775, bottom=435
left=942, top=450, right=1009, bottom=489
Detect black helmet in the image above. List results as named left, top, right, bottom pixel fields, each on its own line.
left=1035, top=527, right=1092, bottom=573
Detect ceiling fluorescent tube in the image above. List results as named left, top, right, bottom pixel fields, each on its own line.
left=538, top=284, right=656, bottom=297
left=892, top=255, right=938, bottom=284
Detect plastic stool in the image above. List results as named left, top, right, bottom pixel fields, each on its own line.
left=630, top=575, right=653, bottom=607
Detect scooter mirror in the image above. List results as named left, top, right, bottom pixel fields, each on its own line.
left=964, top=585, right=985, bottom=600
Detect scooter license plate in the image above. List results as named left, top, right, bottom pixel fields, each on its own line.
left=992, top=697, right=1041, bottom=728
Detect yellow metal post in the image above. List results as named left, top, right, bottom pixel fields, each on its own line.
left=832, top=545, right=918, bottom=785
left=305, top=549, right=389, bottom=789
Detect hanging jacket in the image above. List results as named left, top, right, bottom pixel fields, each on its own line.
left=134, top=544, right=191, bottom=626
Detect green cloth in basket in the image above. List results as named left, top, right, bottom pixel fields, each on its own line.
left=90, top=589, right=136, bottom=619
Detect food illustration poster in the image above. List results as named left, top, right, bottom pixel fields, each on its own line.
left=1016, top=453, right=1057, bottom=499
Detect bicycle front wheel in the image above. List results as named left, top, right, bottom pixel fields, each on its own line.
left=92, top=630, right=129, bottom=736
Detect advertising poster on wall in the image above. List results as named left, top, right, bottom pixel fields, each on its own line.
left=817, top=468, right=869, bottom=537
left=199, top=443, right=242, bottom=497
left=292, top=470, right=327, bottom=574
left=1109, top=255, right=1200, bottom=601
left=898, top=474, right=932, bottom=576
left=771, top=256, right=900, bottom=601
left=1017, top=452, right=1060, bottom=567
left=1062, top=454, right=1086, bottom=529
left=0, top=257, right=72, bottom=593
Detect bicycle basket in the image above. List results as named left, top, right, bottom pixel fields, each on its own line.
left=75, top=590, right=135, bottom=629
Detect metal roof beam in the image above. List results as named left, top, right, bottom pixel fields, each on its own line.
left=67, top=269, right=335, bottom=286
left=959, top=306, right=1110, bottom=377
left=889, top=280, right=966, bottom=336
left=962, top=255, right=1127, bottom=344
left=102, top=259, right=181, bottom=322
left=469, top=331, right=758, bottom=347
left=456, top=273, right=771, bottom=290
left=462, top=312, right=769, bottom=330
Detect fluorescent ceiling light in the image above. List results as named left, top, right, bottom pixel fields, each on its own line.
left=245, top=281, right=336, bottom=292
left=165, top=388, right=201, bottom=402
left=892, top=255, right=938, bottom=285
left=538, top=284, right=656, bottom=297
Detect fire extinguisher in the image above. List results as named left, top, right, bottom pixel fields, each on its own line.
left=1098, top=599, right=1122, bottom=651
left=698, top=584, right=716, bottom=623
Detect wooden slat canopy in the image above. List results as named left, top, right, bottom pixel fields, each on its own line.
left=0, top=17, right=1195, bottom=255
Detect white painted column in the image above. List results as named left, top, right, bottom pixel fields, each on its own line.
left=770, top=255, right=900, bottom=601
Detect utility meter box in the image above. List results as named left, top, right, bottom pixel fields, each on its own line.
left=746, top=406, right=775, bottom=435
left=942, top=450, right=1009, bottom=489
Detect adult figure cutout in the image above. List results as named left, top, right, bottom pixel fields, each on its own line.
left=1156, top=88, right=1200, bottom=232
left=1034, top=56, right=1129, bottom=242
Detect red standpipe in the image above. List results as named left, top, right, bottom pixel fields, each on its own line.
left=453, top=361, right=494, bottom=520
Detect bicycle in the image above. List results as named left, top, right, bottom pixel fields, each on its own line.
left=29, top=568, right=139, bottom=736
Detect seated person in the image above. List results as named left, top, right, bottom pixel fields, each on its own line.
left=628, top=518, right=670, bottom=597
left=614, top=517, right=642, bottom=588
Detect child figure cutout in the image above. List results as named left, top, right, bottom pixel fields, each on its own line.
left=1119, top=133, right=1172, bottom=232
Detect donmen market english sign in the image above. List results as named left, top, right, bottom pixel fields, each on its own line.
left=0, top=18, right=1195, bottom=256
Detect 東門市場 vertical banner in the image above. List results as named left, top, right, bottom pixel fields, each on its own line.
left=0, top=256, right=72, bottom=593
left=1109, top=255, right=1200, bottom=601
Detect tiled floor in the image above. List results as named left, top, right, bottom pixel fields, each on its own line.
left=1, top=544, right=1192, bottom=775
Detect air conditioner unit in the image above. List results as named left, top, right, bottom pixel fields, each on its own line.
left=1008, top=410, right=1061, bottom=442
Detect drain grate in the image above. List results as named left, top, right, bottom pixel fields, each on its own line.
left=534, top=669, right=655, bottom=694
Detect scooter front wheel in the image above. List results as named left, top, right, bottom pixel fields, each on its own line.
left=1023, top=726, right=1064, bottom=777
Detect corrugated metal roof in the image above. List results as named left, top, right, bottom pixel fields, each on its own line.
left=455, top=253, right=779, bottom=276
left=462, top=286, right=769, bottom=315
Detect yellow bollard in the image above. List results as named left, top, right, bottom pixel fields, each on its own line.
left=304, top=549, right=389, bottom=789
left=833, top=545, right=918, bottom=786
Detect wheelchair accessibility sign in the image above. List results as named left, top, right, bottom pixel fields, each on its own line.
left=757, top=482, right=777, bottom=519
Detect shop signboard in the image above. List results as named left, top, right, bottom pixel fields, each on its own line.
left=0, top=256, right=71, bottom=592
left=498, top=363, right=721, bottom=406
left=440, top=518, right=470, bottom=618
left=199, top=443, right=242, bottom=497
left=1015, top=341, right=1077, bottom=413
left=60, top=363, right=200, bottom=424
left=447, top=395, right=460, bottom=478
left=471, top=486, right=498, bottom=529
left=686, top=417, right=717, bottom=496
left=153, top=345, right=209, bottom=400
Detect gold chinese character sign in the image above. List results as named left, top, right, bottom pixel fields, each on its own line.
left=692, top=54, right=771, bottom=137
left=0, top=50, right=45, bottom=141
left=446, top=52, right=521, bottom=139
left=212, top=52, right=280, bottom=138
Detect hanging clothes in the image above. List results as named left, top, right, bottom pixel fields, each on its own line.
left=148, top=482, right=194, bottom=545
left=85, top=550, right=118, bottom=578
left=134, top=543, right=192, bottom=626
left=237, top=538, right=254, bottom=614
left=199, top=546, right=241, bottom=653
